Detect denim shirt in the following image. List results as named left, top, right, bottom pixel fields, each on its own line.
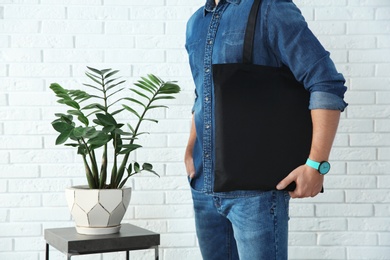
left=185, top=0, right=348, bottom=196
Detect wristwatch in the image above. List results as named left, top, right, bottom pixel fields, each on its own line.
left=305, top=158, right=330, bottom=175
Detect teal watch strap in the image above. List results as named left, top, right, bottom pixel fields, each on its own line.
left=306, top=158, right=330, bottom=174
left=306, top=158, right=320, bottom=170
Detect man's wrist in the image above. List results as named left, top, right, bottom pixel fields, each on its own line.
left=305, top=158, right=330, bottom=175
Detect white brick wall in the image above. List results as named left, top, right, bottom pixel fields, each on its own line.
left=0, top=0, right=389, bottom=259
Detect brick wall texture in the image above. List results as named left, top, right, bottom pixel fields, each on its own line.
left=0, top=0, right=389, bottom=259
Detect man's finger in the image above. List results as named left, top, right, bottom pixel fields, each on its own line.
left=276, top=171, right=296, bottom=190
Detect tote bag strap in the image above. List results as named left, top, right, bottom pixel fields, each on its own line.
left=243, top=0, right=262, bottom=64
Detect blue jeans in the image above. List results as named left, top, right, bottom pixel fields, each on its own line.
left=190, top=187, right=290, bottom=260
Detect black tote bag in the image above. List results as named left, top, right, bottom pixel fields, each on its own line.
left=213, top=0, right=312, bottom=192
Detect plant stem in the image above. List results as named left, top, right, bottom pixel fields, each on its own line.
left=80, top=138, right=99, bottom=187
left=99, top=73, right=109, bottom=188
left=82, top=155, right=96, bottom=188
left=99, top=147, right=107, bottom=189
left=116, top=84, right=161, bottom=185
left=110, top=133, right=119, bottom=188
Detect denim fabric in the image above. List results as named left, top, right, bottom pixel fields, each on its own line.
left=185, top=0, right=348, bottom=194
left=190, top=184, right=290, bottom=260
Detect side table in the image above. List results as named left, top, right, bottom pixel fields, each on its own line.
left=44, top=223, right=160, bottom=260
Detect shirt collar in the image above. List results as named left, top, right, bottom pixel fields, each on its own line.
left=204, top=0, right=241, bottom=15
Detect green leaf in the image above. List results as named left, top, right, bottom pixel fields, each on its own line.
left=69, top=90, right=90, bottom=101
left=118, top=144, right=142, bottom=154
left=111, top=108, right=125, bottom=116
left=87, top=66, right=104, bottom=75
left=77, top=144, right=88, bottom=155
left=50, top=83, right=68, bottom=95
left=82, top=83, right=103, bottom=92
left=140, top=76, right=158, bottom=90
left=105, top=77, right=120, bottom=86
left=72, top=126, right=88, bottom=138
left=146, top=105, right=168, bottom=110
left=85, top=67, right=102, bottom=80
left=142, top=163, right=153, bottom=171
left=101, top=68, right=112, bottom=75
left=123, top=105, right=140, bottom=118
left=96, top=113, right=117, bottom=126
left=134, top=82, right=155, bottom=95
left=55, top=93, right=70, bottom=100
left=85, top=72, right=103, bottom=86
left=54, top=113, right=69, bottom=119
left=84, top=127, right=98, bottom=138
left=123, top=97, right=146, bottom=108
left=142, top=118, right=158, bottom=123
left=78, top=115, right=89, bottom=126
left=104, top=70, right=119, bottom=79
left=53, top=114, right=74, bottom=124
left=134, top=162, right=140, bottom=173
left=64, top=143, right=79, bottom=147
left=114, top=134, right=123, bottom=154
left=88, top=132, right=112, bottom=149
left=67, top=110, right=89, bottom=126
left=158, top=82, right=180, bottom=94
left=93, top=119, right=104, bottom=126
left=52, top=122, right=74, bottom=133
left=127, top=164, right=133, bottom=175
left=114, top=128, right=133, bottom=136
left=67, top=110, right=83, bottom=116
left=63, top=100, right=80, bottom=109
left=153, top=96, right=176, bottom=101
left=82, top=103, right=106, bottom=111
left=148, top=74, right=162, bottom=85
left=106, top=88, right=125, bottom=99
left=55, top=131, right=72, bottom=145
left=130, top=89, right=150, bottom=101
left=133, top=131, right=149, bottom=137
left=158, top=82, right=181, bottom=94
left=127, top=123, right=135, bottom=134
left=106, top=80, right=126, bottom=92
left=102, top=125, right=116, bottom=133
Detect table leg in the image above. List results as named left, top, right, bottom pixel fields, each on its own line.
left=155, top=246, right=159, bottom=260
left=45, top=243, right=49, bottom=260
left=126, top=251, right=129, bottom=260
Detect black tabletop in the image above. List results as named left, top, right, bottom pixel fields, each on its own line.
left=44, top=223, right=160, bottom=255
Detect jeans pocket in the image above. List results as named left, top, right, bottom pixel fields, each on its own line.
left=187, top=175, right=195, bottom=189
left=283, top=191, right=291, bottom=220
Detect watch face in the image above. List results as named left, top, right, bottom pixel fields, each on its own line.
left=319, top=161, right=330, bottom=174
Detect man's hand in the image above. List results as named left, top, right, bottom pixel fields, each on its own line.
left=184, top=151, right=195, bottom=179
left=276, top=165, right=324, bottom=198
left=276, top=109, right=340, bottom=198
left=185, top=114, right=196, bottom=179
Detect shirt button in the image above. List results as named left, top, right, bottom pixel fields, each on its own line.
left=205, top=68, right=210, bottom=73
left=206, top=125, right=210, bottom=129
left=208, top=40, right=213, bottom=45
left=205, top=153, right=210, bottom=158
left=205, top=96, right=209, bottom=102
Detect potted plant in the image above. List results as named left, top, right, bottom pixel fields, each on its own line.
left=50, top=67, right=180, bottom=235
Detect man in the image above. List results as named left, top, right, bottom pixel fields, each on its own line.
left=184, top=0, right=347, bottom=259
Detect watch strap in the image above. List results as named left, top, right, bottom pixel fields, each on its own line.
left=306, top=158, right=320, bottom=170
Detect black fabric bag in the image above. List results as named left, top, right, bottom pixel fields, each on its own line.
left=213, top=0, right=312, bottom=192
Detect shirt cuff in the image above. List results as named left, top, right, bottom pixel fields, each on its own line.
left=309, top=91, right=348, bottom=112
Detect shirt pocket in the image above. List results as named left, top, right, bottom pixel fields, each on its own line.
left=186, top=38, right=203, bottom=79
left=220, top=30, right=245, bottom=63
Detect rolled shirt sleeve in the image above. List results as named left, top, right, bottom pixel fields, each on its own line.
left=266, top=0, right=348, bottom=111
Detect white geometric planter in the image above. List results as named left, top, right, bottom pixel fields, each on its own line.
left=65, top=185, right=132, bottom=235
